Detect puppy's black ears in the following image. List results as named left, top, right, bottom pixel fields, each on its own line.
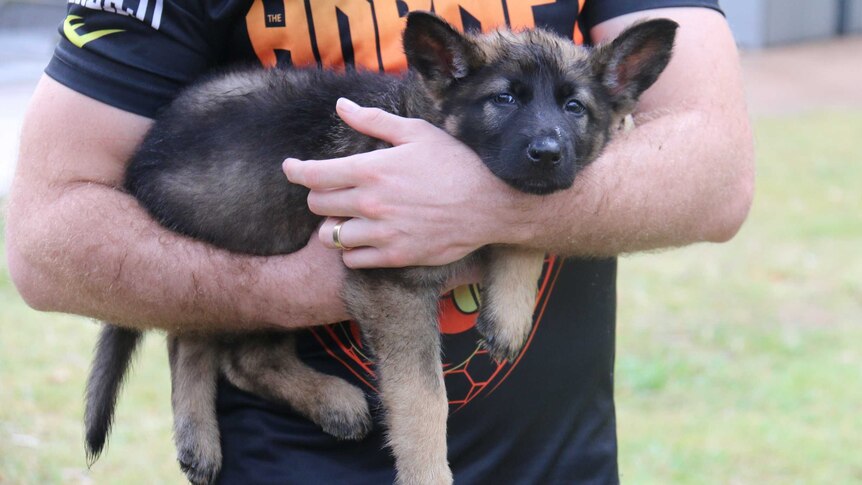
left=403, top=11, right=483, bottom=88
left=593, top=19, right=679, bottom=114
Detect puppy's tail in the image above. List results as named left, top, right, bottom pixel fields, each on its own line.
left=84, top=324, right=143, bottom=467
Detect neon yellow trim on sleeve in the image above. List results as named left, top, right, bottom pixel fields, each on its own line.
left=63, top=15, right=124, bottom=48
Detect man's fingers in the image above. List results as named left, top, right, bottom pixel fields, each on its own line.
left=318, top=217, right=409, bottom=268
left=319, top=217, right=361, bottom=250
left=308, top=186, right=392, bottom=220
left=307, top=188, right=361, bottom=218
left=341, top=246, right=404, bottom=269
left=318, top=217, right=390, bottom=250
left=442, top=265, right=484, bottom=294
left=283, top=157, right=361, bottom=190
left=336, top=97, right=434, bottom=146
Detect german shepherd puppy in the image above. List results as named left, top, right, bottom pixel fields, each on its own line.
left=84, top=12, right=677, bottom=485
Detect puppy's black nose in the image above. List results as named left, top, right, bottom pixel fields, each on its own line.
left=527, top=137, right=562, bottom=167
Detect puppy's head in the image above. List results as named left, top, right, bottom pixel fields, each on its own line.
left=404, top=12, right=678, bottom=195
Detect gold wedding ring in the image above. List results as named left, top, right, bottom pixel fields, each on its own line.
left=332, top=220, right=351, bottom=250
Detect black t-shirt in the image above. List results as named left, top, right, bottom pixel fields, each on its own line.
left=47, top=1, right=721, bottom=483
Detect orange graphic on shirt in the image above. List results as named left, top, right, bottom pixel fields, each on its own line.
left=245, top=0, right=316, bottom=67
left=371, top=0, right=432, bottom=72
left=433, top=0, right=507, bottom=32
left=246, top=0, right=583, bottom=71
left=310, top=1, right=376, bottom=68
left=309, top=255, right=563, bottom=408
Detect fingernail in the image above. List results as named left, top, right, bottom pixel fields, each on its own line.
left=337, top=97, right=360, bottom=113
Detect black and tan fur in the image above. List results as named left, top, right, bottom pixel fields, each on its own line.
left=84, top=12, right=677, bottom=485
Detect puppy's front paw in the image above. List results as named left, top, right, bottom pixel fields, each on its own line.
left=475, top=309, right=532, bottom=363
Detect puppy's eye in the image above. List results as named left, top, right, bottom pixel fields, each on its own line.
left=493, top=93, right=516, bottom=105
left=565, top=99, right=586, bottom=115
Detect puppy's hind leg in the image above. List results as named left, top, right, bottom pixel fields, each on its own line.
left=169, top=335, right=222, bottom=485
left=221, top=333, right=372, bottom=441
left=345, top=272, right=452, bottom=485
left=475, top=247, right=545, bottom=362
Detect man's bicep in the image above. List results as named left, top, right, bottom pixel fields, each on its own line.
left=15, top=75, right=152, bottom=197
left=590, top=7, right=745, bottom=115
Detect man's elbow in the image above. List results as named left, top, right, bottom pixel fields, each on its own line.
left=703, top=132, right=756, bottom=244
left=6, top=234, right=56, bottom=312
left=5, top=200, right=66, bottom=312
left=7, top=254, right=52, bottom=312
left=705, top=177, right=754, bottom=243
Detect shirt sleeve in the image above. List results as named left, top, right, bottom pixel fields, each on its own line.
left=45, top=1, right=247, bottom=118
left=581, top=0, right=723, bottom=33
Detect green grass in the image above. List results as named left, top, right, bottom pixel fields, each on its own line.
left=2, top=111, right=861, bottom=483
left=616, top=111, right=862, bottom=483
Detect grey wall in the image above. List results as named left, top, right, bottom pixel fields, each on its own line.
left=722, top=0, right=767, bottom=47
left=764, top=0, right=839, bottom=44
left=721, top=0, right=861, bottom=47
left=848, top=0, right=862, bottom=33
left=0, top=1, right=66, bottom=31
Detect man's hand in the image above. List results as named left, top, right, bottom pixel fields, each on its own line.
left=283, top=98, right=525, bottom=269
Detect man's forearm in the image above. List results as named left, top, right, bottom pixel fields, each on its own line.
left=6, top=77, right=348, bottom=332
left=505, top=103, right=755, bottom=257
left=6, top=182, right=347, bottom=332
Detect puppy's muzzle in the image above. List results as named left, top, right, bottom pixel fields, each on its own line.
left=526, top=136, right=562, bottom=168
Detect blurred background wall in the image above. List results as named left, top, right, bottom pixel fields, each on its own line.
left=722, top=0, right=862, bottom=47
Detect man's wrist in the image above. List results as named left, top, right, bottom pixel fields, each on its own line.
left=486, top=190, right=544, bottom=248
left=250, top=249, right=350, bottom=329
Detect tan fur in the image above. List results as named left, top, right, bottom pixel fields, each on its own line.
left=476, top=29, right=589, bottom=65
left=443, top=114, right=460, bottom=134
left=384, top=384, right=451, bottom=485
left=342, top=272, right=457, bottom=485
left=477, top=248, right=546, bottom=362
left=168, top=336, right=222, bottom=485
left=220, top=334, right=371, bottom=440
left=168, top=333, right=372, bottom=484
